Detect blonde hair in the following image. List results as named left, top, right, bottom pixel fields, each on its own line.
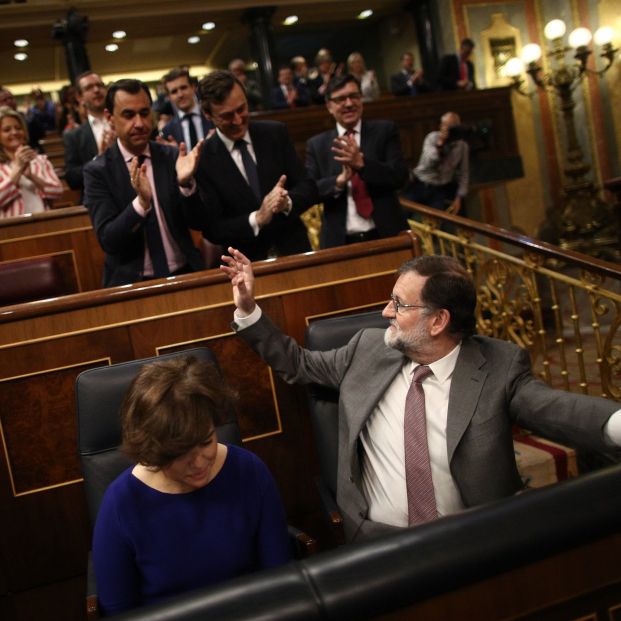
left=0, top=106, right=28, bottom=163
left=347, top=52, right=366, bottom=75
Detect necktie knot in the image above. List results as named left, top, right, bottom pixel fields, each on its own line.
left=234, top=139, right=248, bottom=152
left=136, top=154, right=148, bottom=167
left=412, top=365, right=432, bottom=384
left=183, top=112, right=194, bottom=121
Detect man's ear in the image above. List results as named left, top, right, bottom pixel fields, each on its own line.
left=104, top=109, right=113, bottom=127
left=429, top=308, right=450, bottom=337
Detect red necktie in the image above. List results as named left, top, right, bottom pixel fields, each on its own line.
left=345, top=129, right=373, bottom=219
left=404, top=365, right=437, bottom=525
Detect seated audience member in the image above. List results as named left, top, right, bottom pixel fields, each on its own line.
left=290, top=56, right=310, bottom=89
left=308, top=48, right=343, bottom=104
left=222, top=249, right=621, bottom=543
left=390, top=52, right=426, bottom=96
left=347, top=52, right=380, bottom=102
left=438, top=38, right=476, bottom=91
left=0, top=87, right=45, bottom=151
left=192, top=70, right=318, bottom=261
left=159, top=67, right=213, bottom=148
left=27, top=88, right=57, bottom=132
left=228, top=58, right=263, bottom=111
left=305, top=74, right=408, bottom=248
left=0, top=106, right=62, bottom=218
left=83, top=79, right=206, bottom=287
left=271, top=66, right=310, bottom=109
left=404, top=111, right=468, bottom=214
left=64, top=71, right=115, bottom=193
left=58, top=84, right=82, bottom=132
left=93, top=355, right=290, bottom=616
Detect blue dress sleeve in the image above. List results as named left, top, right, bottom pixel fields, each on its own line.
left=93, top=471, right=142, bottom=616
left=253, top=456, right=292, bottom=567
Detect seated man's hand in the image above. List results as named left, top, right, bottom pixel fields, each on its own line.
left=176, top=139, right=204, bottom=187
left=331, top=134, right=364, bottom=170
left=220, top=247, right=256, bottom=316
left=447, top=196, right=461, bottom=215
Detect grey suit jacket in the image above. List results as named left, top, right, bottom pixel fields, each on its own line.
left=238, top=313, right=618, bottom=540
left=305, top=119, right=408, bottom=248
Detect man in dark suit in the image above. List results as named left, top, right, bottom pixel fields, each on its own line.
left=271, top=66, right=310, bottom=110
left=84, top=79, right=205, bottom=287
left=64, top=71, right=115, bottom=192
left=192, top=70, right=318, bottom=261
left=390, top=52, right=426, bottom=96
left=438, top=38, right=476, bottom=91
left=222, top=250, right=621, bottom=542
left=306, top=74, right=408, bottom=248
left=159, top=67, right=212, bottom=148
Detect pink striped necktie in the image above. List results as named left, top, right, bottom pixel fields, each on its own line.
left=404, top=364, right=437, bottom=525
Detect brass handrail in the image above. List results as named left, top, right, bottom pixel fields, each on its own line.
left=401, top=199, right=621, bottom=401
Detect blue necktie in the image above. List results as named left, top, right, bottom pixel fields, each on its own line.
left=234, top=139, right=261, bottom=205
left=137, top=155, right=169, bottom=278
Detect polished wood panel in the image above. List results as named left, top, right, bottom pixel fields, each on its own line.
left=0, top=234, right=417, bottom=620
left=0, top=207, right=105, bottom=292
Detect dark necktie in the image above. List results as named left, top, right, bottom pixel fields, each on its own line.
left=234, top=139, right=261, bottom=205
left=137, top=154, right=169, bottom=278
left=345, top=129, right=374, bottom=219
left=404, top=364, right=437, bottom=525
left=183, top=113, right=198, bottom=149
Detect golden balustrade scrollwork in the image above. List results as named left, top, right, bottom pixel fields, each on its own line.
left=402, top=199, right=621, bottom=401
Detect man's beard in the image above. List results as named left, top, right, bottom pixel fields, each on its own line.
left=384, top=320, right=432, bottom=356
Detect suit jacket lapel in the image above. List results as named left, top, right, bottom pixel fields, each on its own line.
left=108, top=143, right=134, bottom=205
left=83, top=123, right=98, bottom=160
left=327, top=129, right=340, bottom=177
left=348, top=347, right=404, bottom=442
left=446, top=338, right=488, bottom=463
left=210, top=133, right=259, bottom=208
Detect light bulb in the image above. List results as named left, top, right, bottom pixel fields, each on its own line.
left=105, top=43, right=119, bottom=52
left=594, top=26, right=613, bottom=46
left=503, top=57, right=524, bottom=78
left=568, top=27, right=592, bottom=48
left=544, top=19, right=566, bottom=40
left=521, top=43, right=542, bottom=64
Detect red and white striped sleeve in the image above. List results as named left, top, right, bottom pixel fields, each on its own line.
left=33, top=155, right=63, bottom=200
left=0, top=162, right=21, bottom=212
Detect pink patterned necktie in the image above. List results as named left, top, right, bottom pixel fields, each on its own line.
left=404, top=364, right=437, bottom=525
left=345, top=129, right=374, bottom=218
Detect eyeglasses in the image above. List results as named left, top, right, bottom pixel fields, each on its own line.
left=389, top=294, right=427, bottom=314
left=328, top=92, right=362, bottom=104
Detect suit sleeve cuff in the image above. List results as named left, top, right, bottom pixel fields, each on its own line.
left=249, top=212, right=260, bottom=236
left=604, top=409, right=621, bottom=447
left=132, top=197, right=148, bottom=217
left=232, top=305, right=262, bottom=330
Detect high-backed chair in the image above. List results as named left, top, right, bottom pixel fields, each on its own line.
left=76, top=347, right=314, bottom=620
left=304, top=310, right=389, bottom=544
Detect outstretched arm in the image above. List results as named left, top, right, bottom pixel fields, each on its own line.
left=220, top=247, right=256, bottom=316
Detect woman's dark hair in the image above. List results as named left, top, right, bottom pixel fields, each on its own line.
left=197, top=70, right=246, bottom=114
left=121, top=356, right=236, bottom=468
left=398, top=255, right=477, bottom=337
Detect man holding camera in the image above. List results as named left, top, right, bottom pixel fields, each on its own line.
left=405, top=112, right=469, bottom=215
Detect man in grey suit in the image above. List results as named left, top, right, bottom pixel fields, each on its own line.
left=306, top=74, right=408, bottom=248
left=64, top=71, right=115, bottom=193
left=222, top=249, right=621, bottom=542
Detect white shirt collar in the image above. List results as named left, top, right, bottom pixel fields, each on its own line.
left=336, top=119, right=362, bottom=137
left=410, top=341, right=462, bottom=385
left=176, top=101, right=202, bottom=120
left=216, top=128, right=251, bottom=153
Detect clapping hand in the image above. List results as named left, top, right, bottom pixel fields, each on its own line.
left=256, top=175, right=289, bottom=228
left=331, top=134, right=364, bottom=170
left=176, top=139, right=204, bottom=187
left=129, top=156, right=152, bottom=211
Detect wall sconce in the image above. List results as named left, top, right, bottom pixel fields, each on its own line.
left=502, top=20, right=618, bottom=258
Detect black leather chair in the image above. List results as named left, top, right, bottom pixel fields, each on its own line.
left=304, top=310, right=389, bottom=544
left=76, top=348, right=314, bottom=620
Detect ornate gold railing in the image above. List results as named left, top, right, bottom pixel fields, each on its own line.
left=401, top=199, right=621, bottom=401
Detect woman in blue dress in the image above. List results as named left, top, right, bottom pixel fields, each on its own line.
left=93, top=356, right=291, bottom=616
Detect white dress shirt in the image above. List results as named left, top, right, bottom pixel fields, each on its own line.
left=335, top=120, right=375, bottom=235
left=176, top=102, right=205, bottom=147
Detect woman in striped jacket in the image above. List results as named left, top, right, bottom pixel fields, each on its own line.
left=0, top=106, right=62, bottom=218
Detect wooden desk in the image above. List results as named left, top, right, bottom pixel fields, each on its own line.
left=0, top=206, right=104, bottom=293
left=0, top=234, right=418, bottom=620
